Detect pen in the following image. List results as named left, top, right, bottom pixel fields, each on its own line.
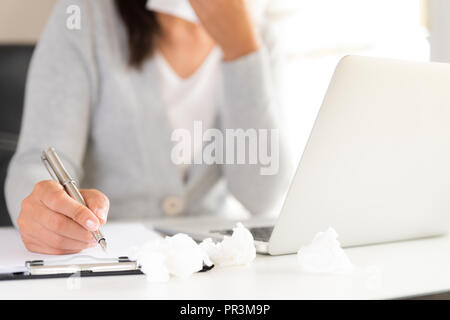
left=41, top=147, right=108, bottom=252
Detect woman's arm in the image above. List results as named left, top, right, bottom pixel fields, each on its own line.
left=5, top=0, right=108, bottom=254
left=219, top=26, right=293, bottom=216
left=6, top=0, right=95, bottom=223
left=190, top=0, right=293, bottom=216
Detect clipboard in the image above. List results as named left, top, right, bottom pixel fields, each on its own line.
left=0, top=255, right=214, bottom=281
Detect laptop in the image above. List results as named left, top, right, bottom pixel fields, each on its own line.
left=154, top=55, right=450, bottom=255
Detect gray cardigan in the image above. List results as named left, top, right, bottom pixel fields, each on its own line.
left=5, top=0, right=292, bottom=225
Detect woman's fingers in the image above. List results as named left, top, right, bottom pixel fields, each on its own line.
left=35, top=181, right=100, bottom=231
left=189, top=0, right=219, bottom=21
left=22, top=218, right=95, bottom=251
left=29, top=204, right=95, bottom=244
left=189, top=0, right=210, bottom=12
left=21, top=234, right=83, bottom=255
left=80, top=189, right=109, bottom=224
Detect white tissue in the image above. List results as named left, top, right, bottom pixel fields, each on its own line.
left=161, top=233, right=212, bottom=278
left=133, top=234, right=211, bottom=282
left=137, top=248, right=170, bottom=283
left=297, top=227, right=353, bottom=274
left=200, top=223, right=256, bottom=267
left=146, top=0, right=199, bottom=24
left=146, top=0, right=270, bottom=25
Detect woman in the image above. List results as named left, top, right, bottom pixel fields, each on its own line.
left=5, top=0, right=290, bottom=254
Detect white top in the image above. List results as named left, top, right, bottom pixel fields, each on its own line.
left=155, top=47, right=223, bottom=167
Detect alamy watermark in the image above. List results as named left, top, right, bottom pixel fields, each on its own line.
left=171, top=121, right=279, bottom=176
left=66, top=5, right=81, bottom=30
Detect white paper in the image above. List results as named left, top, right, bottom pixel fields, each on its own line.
left=0, top=222, right=161, bottom=270
left=0, top=266, right=27, bottom=274
left=297, top=227, right=354, bottom=274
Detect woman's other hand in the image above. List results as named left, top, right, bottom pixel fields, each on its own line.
left=189, top=0, right=262, bottom=61
left=17, top=180, right=109, bottom=254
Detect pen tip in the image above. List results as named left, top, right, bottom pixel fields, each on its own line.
left=99, top=239, right=108, bottom=252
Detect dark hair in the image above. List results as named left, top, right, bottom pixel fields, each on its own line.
left=115, top=0, right=161, bottom=68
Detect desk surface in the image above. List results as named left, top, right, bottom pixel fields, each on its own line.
left=1, top=221, right=450, bottom=300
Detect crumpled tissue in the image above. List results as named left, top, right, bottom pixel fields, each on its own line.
left=200, top=223, right=256, bottom=267
left=297, top=227, right=353, bottom=274
left=146, top=0, right=199, bottom=24
left=132, top=233, right=212, bottom=282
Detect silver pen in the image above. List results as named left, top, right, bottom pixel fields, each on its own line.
left=41, top=147, right=107, bottom=252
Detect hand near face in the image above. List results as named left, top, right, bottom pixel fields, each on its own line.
left=189, top=0, right=262, bottom=61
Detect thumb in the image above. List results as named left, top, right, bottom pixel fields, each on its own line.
left=80, top=189, right=110, bottom=225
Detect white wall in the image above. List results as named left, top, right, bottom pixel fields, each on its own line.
left=0, top=0, right=57, bottom=43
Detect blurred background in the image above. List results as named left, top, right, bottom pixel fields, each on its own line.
left=268, top=0, right=436, bottom=165
left=1, top=0, right=450, bottom=225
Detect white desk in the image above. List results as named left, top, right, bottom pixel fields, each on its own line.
left=1, top=221, right=450, bottom=300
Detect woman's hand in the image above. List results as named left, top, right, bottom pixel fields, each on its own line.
left=189, top=0, right=261, bottom=61
left=17, top=180, right=109, bottom=255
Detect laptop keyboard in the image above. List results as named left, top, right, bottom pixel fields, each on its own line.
left=211, top=226, right=274, bottom=242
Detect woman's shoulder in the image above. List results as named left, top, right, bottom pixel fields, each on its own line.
left=52, top=0, right=114, bottom=14
left=49, top=0, right=119, bottom=30
left=43, top=0, right=126, bottom=63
